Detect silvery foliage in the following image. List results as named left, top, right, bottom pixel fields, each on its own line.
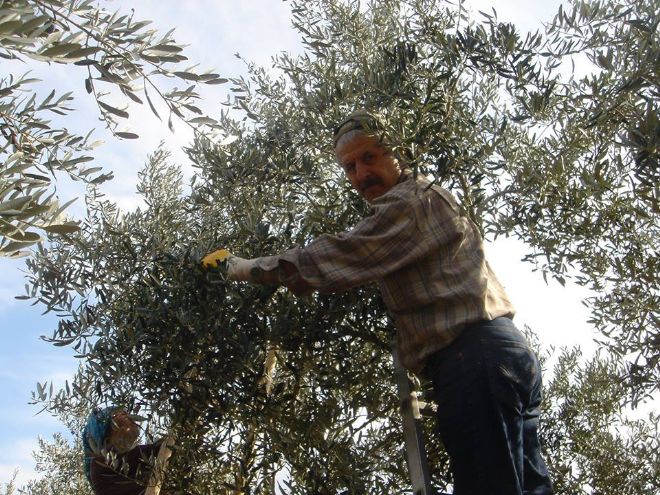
left=22, top=0, right=659, bottom=493
left=0, top=0, right=227, bottom=257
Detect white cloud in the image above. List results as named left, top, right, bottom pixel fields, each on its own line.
left=0, top=351, right=77, bottom=380
left=0, top=438, right=41, bottom=488
left=485, top=236, right=599, bottom=355
left=116, top=0, right=303, bottom=68
left=465, top=0, right=565, bottom=31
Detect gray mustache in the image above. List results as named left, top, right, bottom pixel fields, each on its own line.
left=360, top=177, right=382, bottom=191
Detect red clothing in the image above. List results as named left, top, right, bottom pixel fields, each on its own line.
left=89, top=443, right=169, bottom=495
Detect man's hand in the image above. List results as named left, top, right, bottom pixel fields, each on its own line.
left=202, top=248, right=261, bottom=283
left=201, top=249, right=310, bottom=294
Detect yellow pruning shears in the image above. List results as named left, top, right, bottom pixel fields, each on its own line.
left=201, top=248, right=232, bottom=268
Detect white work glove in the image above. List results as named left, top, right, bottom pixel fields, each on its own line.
left=201, top=248, right=257, bottom=282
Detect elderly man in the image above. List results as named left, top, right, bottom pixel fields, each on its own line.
left=203, top=110, right=554, bottom=495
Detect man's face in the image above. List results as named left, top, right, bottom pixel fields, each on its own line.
left=335, top=133, right=401, bottom=203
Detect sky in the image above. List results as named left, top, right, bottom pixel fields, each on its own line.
left=0, top=0, right=606, bottom=488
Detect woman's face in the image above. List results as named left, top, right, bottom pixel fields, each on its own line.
left=105, top=410, right=139, bottom=453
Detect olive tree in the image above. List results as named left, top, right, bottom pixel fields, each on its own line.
left=26, top=147, right=435, bottom=493
left=19, top=433, right=91, bottom=495
left=22, top=0, right=659, bottom=492
left=540, top=346, right=659, bottom=495
left=223, top=0, right=658, bottom=399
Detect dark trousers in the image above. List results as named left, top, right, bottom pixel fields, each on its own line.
left=423, top=317, right=553, bottom=495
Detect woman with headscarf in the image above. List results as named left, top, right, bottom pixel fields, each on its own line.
left=82, top=406, right=171, bottom=495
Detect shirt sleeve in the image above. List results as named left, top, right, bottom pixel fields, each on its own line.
left=254, top=185, right=466, bottom=293
left=89, top=442, right=174, bottom=495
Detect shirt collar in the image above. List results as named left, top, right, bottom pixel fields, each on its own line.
left=397, top=167, right=414, bottom=184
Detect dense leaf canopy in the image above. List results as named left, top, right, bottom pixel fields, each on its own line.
left=19, top=0, right=659, bottom=493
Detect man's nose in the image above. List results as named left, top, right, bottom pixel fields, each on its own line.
left=354, top=162, right=370, bottom=182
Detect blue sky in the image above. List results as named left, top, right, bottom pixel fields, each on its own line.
left=0, top=0, right=600, bottom=487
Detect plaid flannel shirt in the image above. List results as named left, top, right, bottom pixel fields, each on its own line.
left=255, top=169, right=515, bottom=373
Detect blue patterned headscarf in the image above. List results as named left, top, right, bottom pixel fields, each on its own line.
left=82, top=406, right=120, bottom=482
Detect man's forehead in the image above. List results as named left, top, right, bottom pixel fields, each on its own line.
left=335, top=132, right=382, bottom=160
left=333, top=109, right=380, bottom=147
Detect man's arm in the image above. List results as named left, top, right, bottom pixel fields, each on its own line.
left=202, top=250, right=310, bottom=295
left=205, top=186, right=465, bottom=295
left=255, top=189, right=463, bottom=294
